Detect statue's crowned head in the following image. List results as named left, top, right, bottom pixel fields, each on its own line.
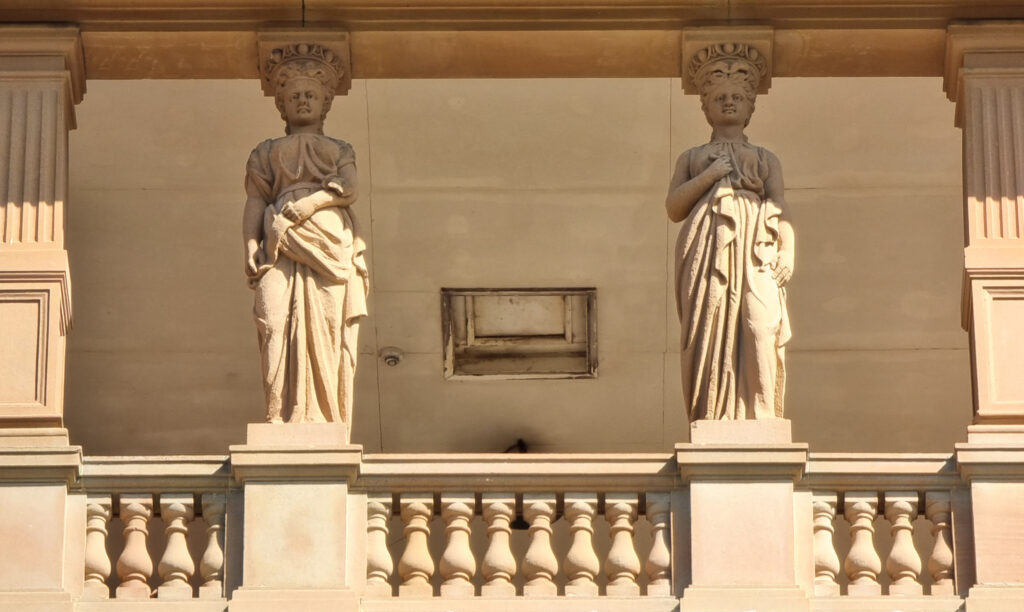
left=266, top=43, right=344, bottom=127
left=688, top=42, right=768, bottom=124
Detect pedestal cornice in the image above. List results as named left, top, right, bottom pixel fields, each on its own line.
left=955, top=442, right=1024, bottom=481
left=230, top=444, right=362, bottom=483
left=230, top=423, right=362, bottom=483
left=0, top=444, right=81, bottom=486
left=675, top=443, right=808, bottom=482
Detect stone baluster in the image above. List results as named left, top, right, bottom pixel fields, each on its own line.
left=116, top=496, right=154, bottom=599
left=844, top=492, right=882, bottom=596
left=366, top=494, right=394, bottom=597
left=157, top=494, right=195, bottom=599
left=83, top=495, right=112, bottom=599
left=198, top=494, right=225, bottom=599
left=439, top=494, right=476, bottom=597
left=564, top=493, right=600, bottom=596
left=885, top=491, right=922, bottom=595
left=481, top=494, right=517, bottom=597
left=925, top=491, right=955, bottom=596
left=644, top=493, right=672, bottom=597
left=398, top=494, right=434, bottom=597
left=812, top=492, right=840, bottom=597
left=604, top=493, right=640, bottom=596
left=522, top=494, right=558, bottom=596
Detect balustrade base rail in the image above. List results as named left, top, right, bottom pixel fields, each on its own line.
left=360, top=596, right=679, bottom=612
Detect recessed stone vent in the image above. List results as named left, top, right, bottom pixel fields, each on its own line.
left=441, top=288, right=597, bottom=379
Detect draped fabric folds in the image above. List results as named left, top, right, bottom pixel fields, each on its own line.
left=245, top=133, right=368, bottom=426
left=674, top=141, right=790, bottom=421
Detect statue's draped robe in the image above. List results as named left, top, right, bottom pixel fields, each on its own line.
left=245, top=133, right=368, bottom=425
left=674, top=141, right=790, bottom=421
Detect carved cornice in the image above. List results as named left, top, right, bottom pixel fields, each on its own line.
left=0, top=2, right=1020, bottom=79
left=3, top=0, right=1024, bottom=30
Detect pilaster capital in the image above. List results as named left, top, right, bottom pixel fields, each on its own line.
left=0, top=25, right=86, bottom=127
left=680, top=26, right=773, bottom=95
left=944, top=22, right=1024, bottom=126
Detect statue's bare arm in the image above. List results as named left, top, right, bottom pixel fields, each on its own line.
left=281, top=162, right=358, bottom=222
left=666, top=150, right=732, bottom=223
left=243, top=193, right=266, bottom=276
left=764, top=151, right=794, bottom=286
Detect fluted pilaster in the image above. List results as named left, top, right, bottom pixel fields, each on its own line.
left=0, top=26, right=83, bottom=428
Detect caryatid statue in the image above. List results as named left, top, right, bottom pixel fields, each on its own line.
left=666, top=42, right=795, bottom=421
left=242, top=43, right=368, bottom=431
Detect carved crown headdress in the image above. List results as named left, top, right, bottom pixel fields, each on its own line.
left=265, top=43, right=343, bottom=96
left=687, top=42, right=768, bottom=97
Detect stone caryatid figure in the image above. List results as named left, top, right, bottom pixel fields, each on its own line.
left=242, top=43, right=368, bottom=428
left=666, top=43, right=794, bottom=421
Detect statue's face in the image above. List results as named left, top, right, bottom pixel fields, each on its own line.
left=703, top=83, right=753, bottom=128
left=281, top=78, right=327, bottom=128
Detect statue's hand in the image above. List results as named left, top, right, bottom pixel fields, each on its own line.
left=245, top=242, right=265, bottom=277
left=703, top=155, right=733, bottom=181
left=281, top=197, right=317, bottom=223
left=772, top=249, right=794, bottom=287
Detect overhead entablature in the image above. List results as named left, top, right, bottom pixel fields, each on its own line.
left=0, top=0, right=1022, bottom=78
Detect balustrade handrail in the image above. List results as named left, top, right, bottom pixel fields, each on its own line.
left=78, top=451, right=966, bottom=492
left=80, top=455, right=233, bottom=493
left=802, top=452, right=961, bottom=491
left=358, top=452, right=678, bottom=492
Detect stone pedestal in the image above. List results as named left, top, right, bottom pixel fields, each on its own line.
left=676, top=420, right=810, bottom=612
left=0, top=428, right=82, bottom=612
left=957, top=427, right=1024, bottom=612
left=228, top=423, right=362, bottom=612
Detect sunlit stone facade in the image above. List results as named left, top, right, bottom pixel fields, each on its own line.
left=1, top=3, right=1024, bottom=611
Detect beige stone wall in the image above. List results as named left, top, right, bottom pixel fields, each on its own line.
left=64, top=76, right=969, bottom=455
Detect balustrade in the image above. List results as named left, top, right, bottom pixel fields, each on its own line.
left=73, top=451, right=973, bottom=610
left=810, top=488, right=958, bottom=599
left=79, top=457, right=231, bottom=601
left=362, top=490, right=671, bottom=599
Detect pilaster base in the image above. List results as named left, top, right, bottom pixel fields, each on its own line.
left=228, top=588, right=358, bottom=612
left=966, top=586, right=1024, bottom=612
left=680, top=586, right=809, bottom=612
